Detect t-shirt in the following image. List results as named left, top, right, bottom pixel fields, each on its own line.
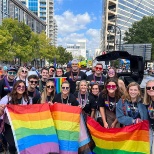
left=53, top=93, right=79, bottom=106
left=64, top=71, right=87, bottom=94
left=147, top=102, right=154, bottom=129
left=28, top=89, right=41, bottom=104
left=86, top=74, right=106, bottom=91
left=74, top=92, right=96, bottom=115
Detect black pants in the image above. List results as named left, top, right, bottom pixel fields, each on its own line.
left=3, top=123, right=16, bottom=154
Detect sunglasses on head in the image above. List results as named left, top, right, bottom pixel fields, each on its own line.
left=22, top=70, right=28, bottom=73
left=29, top=80, right=38, bottom=84
left=106, top=85, right=117, bottom=89
left=62, top=87, right=69, bottom=90
left=95, top=67, right=102, bottom=71
left=17, top=85, right=25, bottom=90
left=8, top=71, right=16, bottom=75
left=146, top=86, right=154, bottom=90
left=47, top=85, right=54, bottom=89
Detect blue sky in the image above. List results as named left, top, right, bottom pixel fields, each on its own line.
left=54, top=0, right=102, bottom=52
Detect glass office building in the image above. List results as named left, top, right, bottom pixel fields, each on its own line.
left=101, top=0, right=154, bottom=52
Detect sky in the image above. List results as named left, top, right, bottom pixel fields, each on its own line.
left=54, top=0, right=102, bottom=52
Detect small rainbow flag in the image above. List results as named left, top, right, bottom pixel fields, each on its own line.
left=87, top=116, right=150, bottom=154
left=51, top=103, right=81, bottom=154
left=6, top=104, right=59, bottom=154
left=52, top=77, right=66, bottom=93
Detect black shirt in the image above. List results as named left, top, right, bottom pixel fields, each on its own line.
left=147, top=102, right=154, bottom=129
left=53, top=93, right=79, bottom=106
left=28, top=89, right=41, bottom=104
left=86, top=74, right=106, bottom=91
left=64, top=71, right=87, bottom=94
left=74, top=92, right=96, bottom=115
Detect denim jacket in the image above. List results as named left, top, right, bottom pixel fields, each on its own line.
left=116, top=98, right=148, bottom=126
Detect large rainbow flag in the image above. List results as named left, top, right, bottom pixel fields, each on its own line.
left=87, top=116, right=150, bottom=154
left=51, top=103, right=81, bottom=154
left=6, top=104, right=59, bottom=154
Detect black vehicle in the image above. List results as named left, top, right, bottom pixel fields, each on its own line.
left=95, top=51, right=144, bottom=86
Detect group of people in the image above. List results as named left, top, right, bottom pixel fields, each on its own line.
left=0, top=59, right=153, bottom=154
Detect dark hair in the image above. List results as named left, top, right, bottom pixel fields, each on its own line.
left=28, top=75, right=39, bottom=81
left=56, top=68, right=64, bottom=76
left=8, top=80, right=30, bottom=104
left=49, top=66, right=56, bottom=71
left=102, top=78, right=122, bottom=102
left=41, top=67, right=49, bottom=73
left=107, top=67, right=118, bottom=80
left=90, top=83, right=100, bottom=93
left=96, top=63, right=103, bottom=67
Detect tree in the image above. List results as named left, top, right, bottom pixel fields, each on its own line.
left=123, top=16, right=154, bottom=59
left=74, top=55, right=85, bottom=61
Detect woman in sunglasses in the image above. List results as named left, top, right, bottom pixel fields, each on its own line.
left=74, top=80, right=96, bottom=117
left=98, top=78, right=122, bottom=128
left=53, top=81, right=78, bottom=106
left=0, top=80, right=31, bottom=154
left=41, top=80, right=55, bottom=104
left=116, top=82, right=147, bottom=126
left=107, top=67, right=126, bottom=94
left=143, top=80, right=154, bottom=153
left=16, top=67, right=29, bottom=86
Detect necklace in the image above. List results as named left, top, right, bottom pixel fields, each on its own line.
left=106, top=95, right=116, bottom=111
left=93, top=74, right=102, bottom=84
left=148, top=101, right=154, bottom=119
left=61, top=94, right=70, bottom=104
left=71, top=71, right=79, bottom=81
left=77, top=92, right=89, bottom=108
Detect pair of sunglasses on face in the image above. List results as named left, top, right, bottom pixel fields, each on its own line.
left=29, top=80, right=38, bottom=84
left=22, top=70, right=28, bottom=73
left=95, top=67, right=102, bottom=71
left=47, top=85, right=54, bottom=89
left=146, top=86, right=154, bottom=90
left=61, top=87, right=70, bottom=90
left=8, top=71, right=16, bottom=75
left=17, top=85, right=25, bottom=90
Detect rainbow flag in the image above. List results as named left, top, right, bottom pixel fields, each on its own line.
left=6, top=104, right=59, bottom=154
left=87, top=116, right=150, bottom=154
left=52, top=77, right=66, bottom=93
left=51, top=103, right=81, bottom=154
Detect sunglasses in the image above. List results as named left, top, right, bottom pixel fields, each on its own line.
left=106, top=85, right=117, bottom=89
left=22, top=70, right=28, bottom=73
left=62, top=87, right=70, bottom=90
left=29, top=80, right=38, bottom=84
left=47, top=85, right=54, bottom=89
left=8, top=71, right=16, bottom=75
left=96, top=67, right=102, bottom=71
left=146, top=86, right=154, bottom=90
left=108, top=71, right=115, bottom=74
left=17, top=85, right=25, bottom=90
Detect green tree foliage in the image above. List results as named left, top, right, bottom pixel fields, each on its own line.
left=123, top=16, right=154, bottom=59
left=74, top=55, right=85, bottom=61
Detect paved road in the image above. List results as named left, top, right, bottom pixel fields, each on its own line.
left=140, top=75, right=154, bottom=88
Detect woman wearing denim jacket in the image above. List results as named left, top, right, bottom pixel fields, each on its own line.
left=116, top=82, right=148, bottom=126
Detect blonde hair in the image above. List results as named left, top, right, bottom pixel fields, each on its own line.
left=41, top=80, right=55, bottom=103
left=122, top=82, right=142, bottom=102
left=143, top=80, right=154, bottom=105
left=76, top=80, right=90, bottom=92
left=17, top=67, right=28, bottom=78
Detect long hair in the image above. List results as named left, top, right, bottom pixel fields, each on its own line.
left=122, top=82, right=142, bottom=102
left=17, top=67, right=28, bottom=78
left=76, top=80, right=90, bottom=92
left=102, top=78, right=122, bottom=102
left=41, top=80, right=55, bottom=103
left=107, top=67, right=118, bottom=80
left=143, top=80, right=154, bottom=105
left=8, top=80, right=29, bottom=104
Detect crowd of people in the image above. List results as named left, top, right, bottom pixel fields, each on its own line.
left=0, top=58, right=153, bottom=154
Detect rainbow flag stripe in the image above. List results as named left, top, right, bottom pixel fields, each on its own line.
left=87, top=116, right=150, bottom=154
left=6, top=104, right=59, bottom=154
left=52, top=77, right=66, bottom=93
left=51, top=103, right=81, bottom=154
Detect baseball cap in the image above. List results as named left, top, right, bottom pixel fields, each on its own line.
left=67, top=63, right=71, bottom=68
left=71, top=59, right=78, bottom=64
left=7, top=66, right=17, bottom=72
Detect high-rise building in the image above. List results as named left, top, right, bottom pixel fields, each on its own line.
left=101, top=0, right=154, bottom=52
left=20, top=0, right=57, bottom=46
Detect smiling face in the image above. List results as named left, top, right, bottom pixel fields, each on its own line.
left=20, top=68, right=28, bottom=77
left=61, top=83, right=70, bottom=95
left=95, top=64, right=103, bottom=75
left=106, top=81, right=117, bottom=95
left=56, top=68, right=63, bottom=77
left=108, top=68, right=115, bottom=78
left=92, top=84, right=99, bottom=95
left=128, top=85, right=140, bottom=100
left=79, top=81, right=88, bottom=93
left=146, top=81, right=154, bottom=97
left=16, top=82, right=26, bottom=95
left=46, top=81, right=55, bottom=93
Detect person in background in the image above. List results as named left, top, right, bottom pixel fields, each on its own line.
left=53, top=81, right=78, bottom=106
left=41, top=80, right=55, bottom=104
left=49, top=66, right=55, bottom=78
left=0, top=66, right=17, bottom=99
left=116, top=82, right=147, bottom=126
left=143, top=80, right=154, bottom=153
left=27, top=75, right=40, bottom=104
left=55, top=68, right=64, bottom=77
left=98, top=78, right=122, bottom=128
left=2, top=66, right=7, bottom=77
left=64, top=59, right=87, bottom=94
left=16, top=67, right=29, bottom=86
left=87, top=63, right=106, bottom=91
left=38, top=67, right=49, bottom=92
left=66, top=63, right=71, bottom=72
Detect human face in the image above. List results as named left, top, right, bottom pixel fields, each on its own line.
left=28, top=78, right=38, bottom=89
left=61, top=83, right=70, bottom=95
left=106, top=82, right=117, bottom=94
left=146, top=81, right=154, bottom=97
left=7, top=71, right=16, bottom=80
left=21, top=68, right=28, bottom=77
left=128, top=86, right=140, bottom=100
left=41, top=69, right=49, bottom=79
left=46, top=81, right=54, bottom=93
left=95, top=65, right=103, bottom=75
left=56, top=69, right=63, bottom=77
left=79, top=81, right=87, bottom=93
left=108, top=69, right=115, bottom=78
left=71, top=63, right=78, bottom=71
left=49, top=68, right=55, bottom=76
left=92, top=85, right=99, bottom=95
left=16, top=82, right=25, bottom=95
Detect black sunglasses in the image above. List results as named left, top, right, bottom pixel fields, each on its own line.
left=29, top=80, right=38, bottom=84
left=47, top=85, right=54, bottom=89
left=146, top=86, right=154, bottom=90
left=62, top=87, right=69, bottom=90
left=22, top=70, right=28, bottom=73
